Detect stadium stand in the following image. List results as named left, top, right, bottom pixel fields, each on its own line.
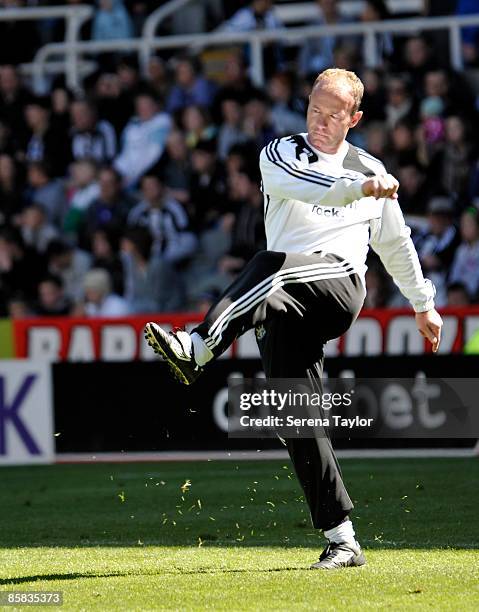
left=0, top=0, right=479, bottom=317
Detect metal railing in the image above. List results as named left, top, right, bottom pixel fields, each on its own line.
left=142, top=0, right=424, bottom=34
left=0, top=4, right=93, bottom=87
left=140, top=0, right=197, bottom=69
left=275, top=0, right=423, bottom=22
left=31, top=13, right=479, bottom=92
left=139, top=0, right=424, bottom=67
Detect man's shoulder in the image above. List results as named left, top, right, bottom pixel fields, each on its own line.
left=97, top=119, right=115, bottom=133
left=261, top=133, right=316, bottom=162
left=39, top=179, right=65, bottom=195
left=226, top=7, right=255, bottom=29
left=350, top=144, right=387, bottom=173
left=102, top=294, right=130, bottom=316
left=163, top=197, right=189, bottom=226
left=163, top=196, right=185, bottom=212
left=145, top=112, right=172, bottom=131
left=128, top=200, right=148, bottom=219
left=73, top=248, right=92, bottom=268
left=353, top=145, right=384, bottom=165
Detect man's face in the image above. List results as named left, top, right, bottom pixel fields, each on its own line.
left=387, top=79, right=407, bottom=106
left=306, top=84, right=362, bottom=153
left=428, top=212, right=450, bottom=236
left=229, top=171, right=252, bottom=201
left=221, top=99, right=242, bottom=124
left=398, top=165, right=422, bottom=194
left=0, top=66, right=19, bottom=95
left=445, top=116, right=464, bottom=144
left=244, top=99, right=267, bottom=128
left=25, top=104, right=48, bottom=130
left=27, top=165, right=46, bottom=187
left=135, top=95, right=157, bottom=121
left=96, top=73, right=120, bottom=97
left=176, top=62, right=195, bottom=87
left=85, top=288, right=103, bottom=305
left=224, top=56, right=243, bottom=82
left=191, top=150, right=214, bottom=173
left=425, top=71, right=448, bottom=97
left=51, top=252, right=71, bottom=271
left=39, top=281, right=62, bottom=308
left=268, top=76, right=289, bottom=103
left=447, top=288, right=469, bottom=307
left=71, top=102, right=94, bottom=131
left=93, top=231, right=112, bottom=258
left=460, top=213, right=479, bottom=243
left=166, top=131, right=187, bottom=160
left=23, top=206, right=44, bottom=229
left=319, top=0, right=337, bottom=16
left=392, top=124, right=413, bottom=150
left=99, top=170, right=120, bottom=202
left=253, top=0, right=271, bottom=15
left=142, top=176, right=163, bottom=203
left=405, top=38, right=428, bottom=67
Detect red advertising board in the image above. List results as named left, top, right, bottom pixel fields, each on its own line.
left=11, top=307, right=479, bottom=362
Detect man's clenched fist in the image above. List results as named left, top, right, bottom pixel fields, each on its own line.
left=362, top=174, right=399, bottom=200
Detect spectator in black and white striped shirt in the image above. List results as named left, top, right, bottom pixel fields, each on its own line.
left=127, top=173, right=197, bottom=264
left=70, top=99, right=117, bottom=164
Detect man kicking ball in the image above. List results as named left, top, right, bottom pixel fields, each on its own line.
left=145, top=68, right=443, bottom=569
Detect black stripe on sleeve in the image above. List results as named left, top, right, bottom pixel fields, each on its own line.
left=275, top=138, right=354, bottom=183
left=272, top=139, right=354, bottom=185
left=266, top=141, right=333, bottom=188
left=274, top=140, right=335, bottom=184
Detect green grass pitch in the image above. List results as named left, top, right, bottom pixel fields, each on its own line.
left=0, top=458, right=478, bottom=610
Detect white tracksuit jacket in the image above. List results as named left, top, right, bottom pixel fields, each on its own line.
left=259, top=133, right=435, bottom=313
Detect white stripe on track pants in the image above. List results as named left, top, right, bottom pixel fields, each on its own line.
left=193, top=249, right=366, bottom=530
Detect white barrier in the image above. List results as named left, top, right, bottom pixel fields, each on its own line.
left=31, top=13, right=479, bottom=92
left=0, top=361, right=54, bottom=466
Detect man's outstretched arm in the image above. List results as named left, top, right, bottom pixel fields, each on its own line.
left=260, top=138, right=399, bottom=207
left=369, top=198, right=443, bottom=352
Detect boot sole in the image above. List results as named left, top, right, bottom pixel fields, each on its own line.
left=144, top=323, right=193, bottom=386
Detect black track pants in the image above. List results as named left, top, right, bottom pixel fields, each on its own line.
left=193, top=250, right=366, bottom=530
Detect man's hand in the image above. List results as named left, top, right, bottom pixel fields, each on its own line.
left=415, top=309, right=443, bottom=353
left=362, top=174, right=399, bottom=200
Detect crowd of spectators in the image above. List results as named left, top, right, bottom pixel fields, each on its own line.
left=0, top=0, right=479, bottom=318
